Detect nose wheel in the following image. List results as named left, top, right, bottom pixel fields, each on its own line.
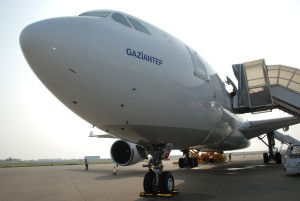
left=143, top=170, right=174, bottom=194
left=143, top=170, right=157, bottom=193
left=140, top=144, right=178, bottom=197
left=159, top=171, right=174, bottom=193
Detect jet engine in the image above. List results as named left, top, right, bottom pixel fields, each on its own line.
left=110, top=140, right=148, bottom=166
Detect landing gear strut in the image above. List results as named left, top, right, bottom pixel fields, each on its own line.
left=258, top=131, right=282, bottom=164
left=141, top=143, right=178, bottom=196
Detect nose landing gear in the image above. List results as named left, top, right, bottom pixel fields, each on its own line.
left=140, top=143, right=178, bottom=197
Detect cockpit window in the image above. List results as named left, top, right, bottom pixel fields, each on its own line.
left=127, top=17, right=151, bottom=35
left=112, top=13, right=132, bottom=28
left=79, top=12, right=111, bottom=17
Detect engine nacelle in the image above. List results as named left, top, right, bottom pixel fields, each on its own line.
left=110, top=140, right=148, bottom=166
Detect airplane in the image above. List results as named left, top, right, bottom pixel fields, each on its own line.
left=20, top=10, right=300, bottom=195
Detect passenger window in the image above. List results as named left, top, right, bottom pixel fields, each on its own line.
left=186, top=46, right=208, bottom=81
left=127, top=17, right=151, bottom=35
left=112, top=13, right=132, bottom=28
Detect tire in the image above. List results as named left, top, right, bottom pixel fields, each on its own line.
left=275, top=152, right=282, bottom=164
left=159, top=171, right=174, bottom=194
left=143, top=171, right=157, bottom=194
left=193, top=157, right=198, bottom=167
left=179, top=158, right=185, bottom=168
left=188, top=157, right=195, bottom=168
left=263, top=153, right=269, bottom=164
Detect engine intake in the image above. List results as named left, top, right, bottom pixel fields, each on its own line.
left=110, top=140, right=148, bottom=166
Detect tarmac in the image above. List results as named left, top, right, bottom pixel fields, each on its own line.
left=0, top=154, right=299, bottom=201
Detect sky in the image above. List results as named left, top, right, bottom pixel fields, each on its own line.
left=1, top=0, right=300, bottom=160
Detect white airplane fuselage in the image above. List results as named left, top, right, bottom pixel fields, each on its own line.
left=20, top=10, right=249, bottom=151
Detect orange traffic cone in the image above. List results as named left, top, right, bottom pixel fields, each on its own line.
left=113, top=166, right=117, bottom=175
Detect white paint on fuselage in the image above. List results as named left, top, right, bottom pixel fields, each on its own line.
left=20, top=10, right=249, bottom=150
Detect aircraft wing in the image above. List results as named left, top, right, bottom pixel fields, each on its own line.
left=89, top=131, right=117, bottom=138
left=238, top=116, right=300, bottom=140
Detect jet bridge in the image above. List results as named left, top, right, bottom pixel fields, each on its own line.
left=231, top=59, right=300, bottom=116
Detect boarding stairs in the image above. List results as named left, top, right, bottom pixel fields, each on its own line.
left=230, top=59, right=300, bottom=116
left=273, top=130, right=300, bottom=145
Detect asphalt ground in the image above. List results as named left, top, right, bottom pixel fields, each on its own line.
left=0, top=155, right=299, bottom=201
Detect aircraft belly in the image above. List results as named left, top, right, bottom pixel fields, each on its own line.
left=99, top=124, right=212, bottom=149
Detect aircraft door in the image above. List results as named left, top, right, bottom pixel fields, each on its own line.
left=186, top=46, right=208, bottom=82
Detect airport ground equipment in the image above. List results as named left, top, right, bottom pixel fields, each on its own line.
left=273, top=130, right=300, bottom=145
left=198, top=152, right=227, bottom=163
left=178, top=149, right=226, bottom=168
left=284, top=144, right=300, bottom=174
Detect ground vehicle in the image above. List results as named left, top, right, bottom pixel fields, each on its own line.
left=284, top=145, right=300, bottom=174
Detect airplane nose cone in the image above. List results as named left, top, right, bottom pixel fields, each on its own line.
left=20, top=17, right=89, bottom=89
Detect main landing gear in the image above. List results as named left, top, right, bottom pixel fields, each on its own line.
left=258, top=131, right=282, bottom=164
left=140, top=143, right=178, bottom=197
left=178, top=149, right=198, bottom=168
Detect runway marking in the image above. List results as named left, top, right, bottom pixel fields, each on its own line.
left=226, top=165, right=263, bottom=171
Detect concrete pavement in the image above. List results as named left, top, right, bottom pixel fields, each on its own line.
left=0, top=155, right=299, bottom=201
